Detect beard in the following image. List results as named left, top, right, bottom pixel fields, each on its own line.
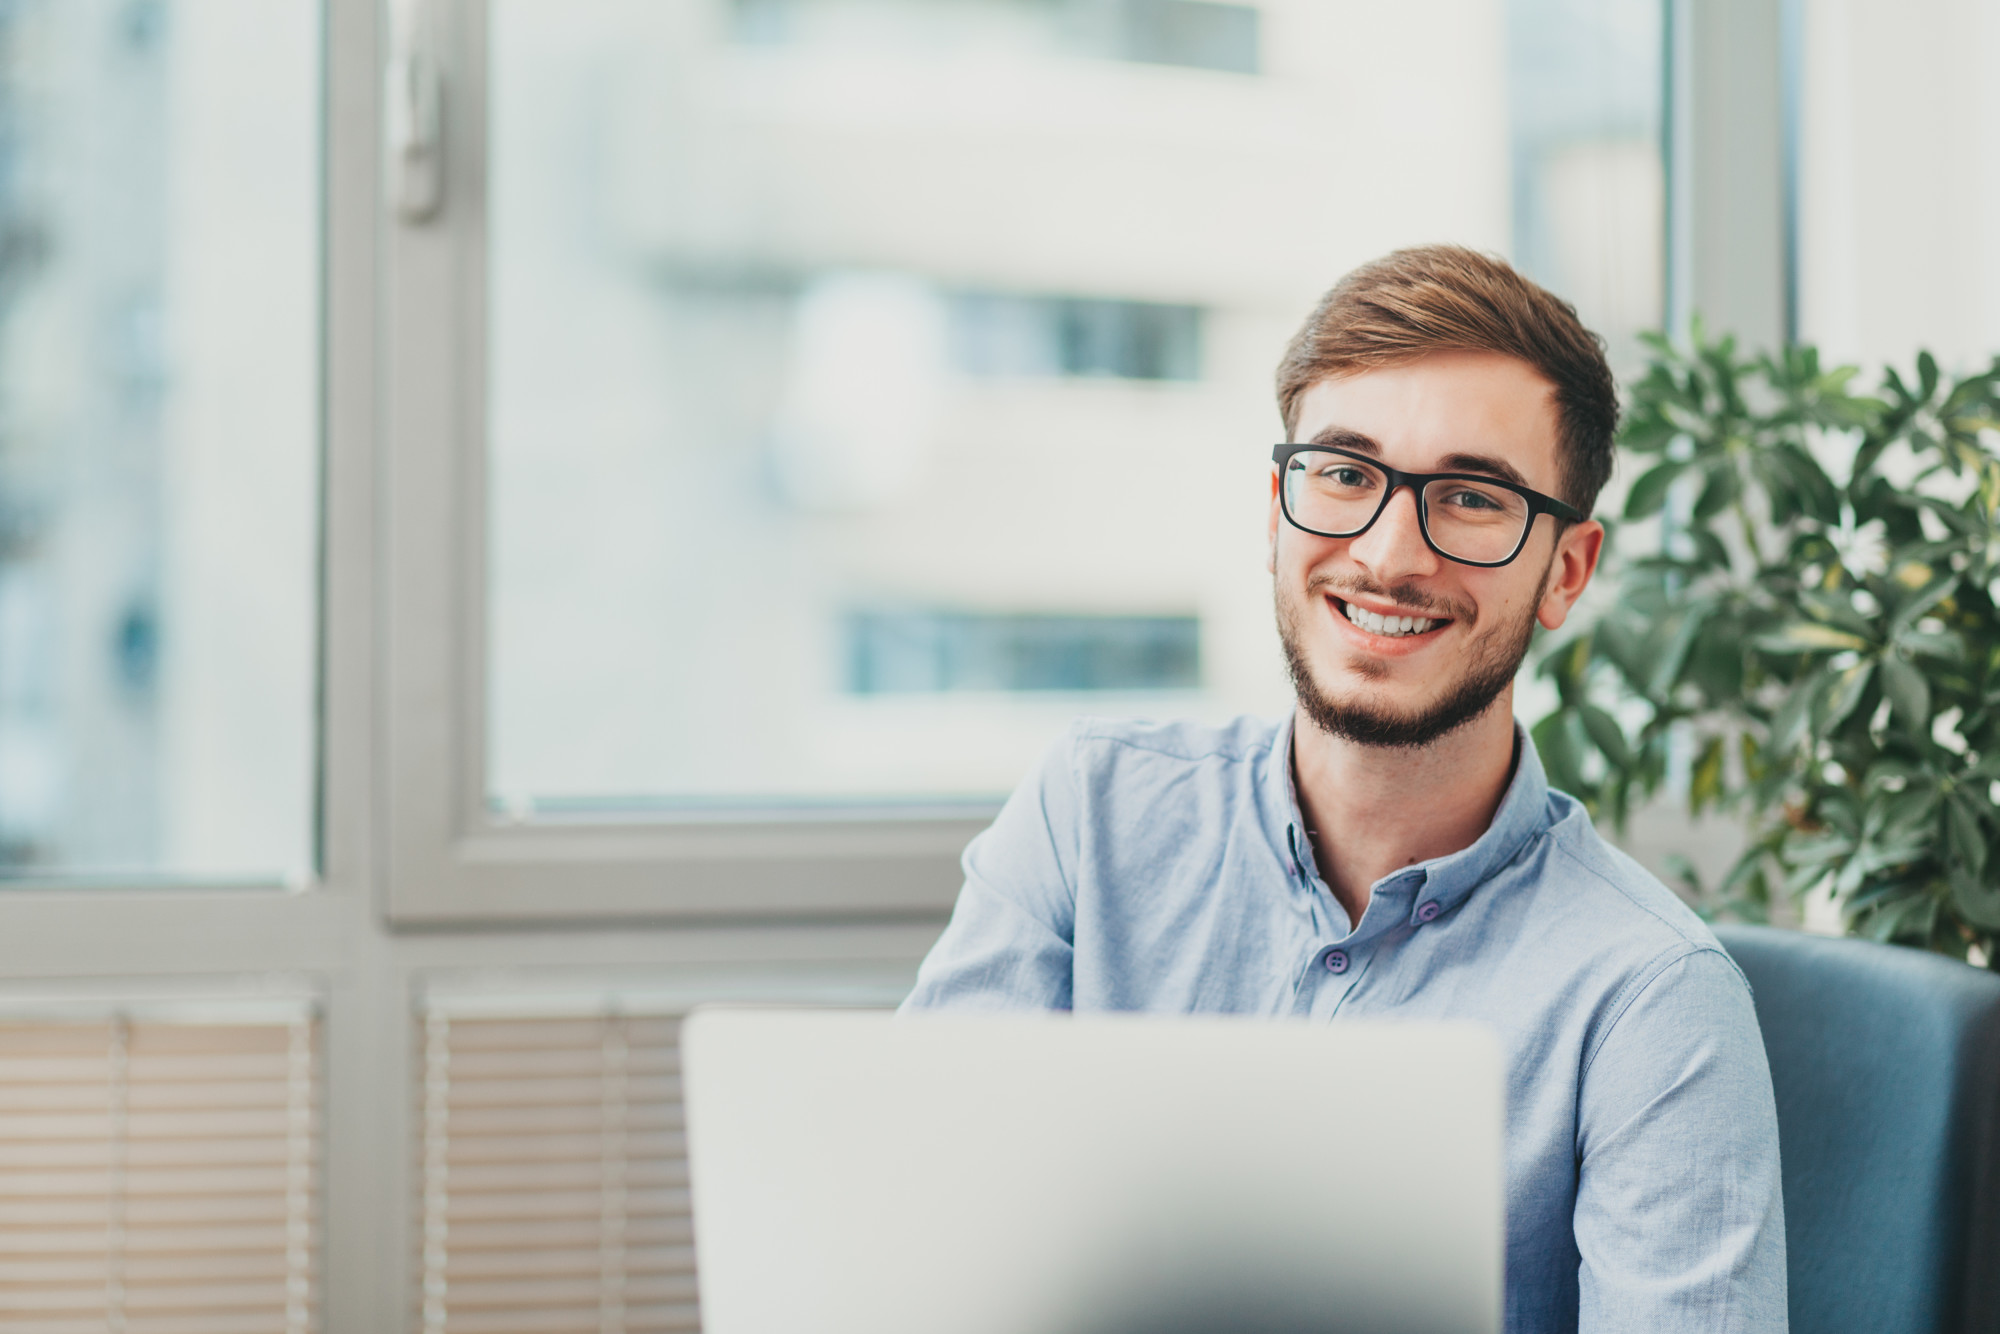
left=1276, top=560, right=1552, bottom=750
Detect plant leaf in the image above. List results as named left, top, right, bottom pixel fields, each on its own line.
left=1887, top=573, right=1958, bottom=638
left=1894, top=629, right=1962, bottom=662
left=1623, top=460, right=1686, bottom=519
left=1799, top=590, right=1879, bottom=640
left=1878, top=653, right=1931, bottom=731
left=1693, top=460, right=1743, bottom=521
left=1531, top=712, right=1585, bottom=796
left=1690, top=734, right=1727, bottom=811
left=1755, top=623, right=1870, bottom=654
left=1949, top=867, right=2000, bottom=931
left=1819, top=660, right=1876, bottom=733
left=1785, top=830, right=1853, bottom=866
left=1767, top=668, right=1821, bottom=754
left=1577, top=704, right=1634, bottom=770
left=1947, top=793, right=1989, bottom=876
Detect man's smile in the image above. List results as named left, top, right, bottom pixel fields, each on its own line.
left=1318, top=586, right=1467, bottom=654
left=1332, top=596, right=1449, bottom=639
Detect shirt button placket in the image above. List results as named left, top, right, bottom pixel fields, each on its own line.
left=1323, top=950, right=1349, bottom=975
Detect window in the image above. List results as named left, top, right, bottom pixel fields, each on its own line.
left=367, top=0, right=1682, bottom=919
left=465, top=0, right=1511, bottom=843
left=0, top=0, right=321, bottom=885
left=1505, top=0, right=1666, bottom=370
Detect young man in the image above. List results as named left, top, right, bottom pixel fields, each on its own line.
left=902, top=247, right=1787, bottom=1333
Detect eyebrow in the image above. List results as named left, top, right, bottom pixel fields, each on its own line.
left=1436, top=452, right=1530, bottom=489
left=1306, top=426, right=1381, bottom=454
left=1302, top=428, right=1531, bottom=490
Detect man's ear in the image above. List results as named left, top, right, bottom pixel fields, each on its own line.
left=1266, top=467, right=1282, bottom=574
left=1537, top=519, right=1604, bottom=631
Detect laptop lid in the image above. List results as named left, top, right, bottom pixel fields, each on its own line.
left=683, top=1008, right=1502, bottom=1334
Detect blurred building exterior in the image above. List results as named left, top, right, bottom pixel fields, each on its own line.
left=0, top=0, right=316, bottom=880
left=486, top=0, right=1662, bottom=811
left=0, top=0, right=1666, bottom=867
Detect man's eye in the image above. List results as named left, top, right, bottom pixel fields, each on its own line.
left=1442, top=486, right=1504, bottom=511
left=1325, top=467, right=1372, bottom=487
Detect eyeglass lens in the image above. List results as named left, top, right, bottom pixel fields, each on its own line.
left=1281, top=451, right=1530, bottom=564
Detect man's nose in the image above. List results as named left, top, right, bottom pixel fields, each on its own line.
left=1346, top=485, right=1440, bottom=582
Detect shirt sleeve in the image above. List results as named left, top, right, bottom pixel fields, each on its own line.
left=1573, top=946, right=1789, bottom=1332
left=899, top=728, right=1083, bottom=1012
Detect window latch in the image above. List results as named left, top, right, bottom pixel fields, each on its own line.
left=385, top=3, right=443, bottom=223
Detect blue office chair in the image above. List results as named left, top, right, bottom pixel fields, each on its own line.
left=1715, top=925, right=2000, bottom=1334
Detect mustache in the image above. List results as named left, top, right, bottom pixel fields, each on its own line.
left=1307, top=573, right=1475, bottom=625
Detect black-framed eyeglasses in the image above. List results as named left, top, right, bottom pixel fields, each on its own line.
left=1271, top=443, right=1585, bottom=569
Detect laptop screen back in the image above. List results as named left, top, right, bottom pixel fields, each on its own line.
left=683, top=1008, right=1502, bottom=1334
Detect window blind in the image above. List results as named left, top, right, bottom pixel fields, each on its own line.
left=416, top=1009, right=697, bottom=1334
left=0, top=1004, right=318, bottom=1334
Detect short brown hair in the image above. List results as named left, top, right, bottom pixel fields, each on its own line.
left=1275, top=245, right=1618, bottom=515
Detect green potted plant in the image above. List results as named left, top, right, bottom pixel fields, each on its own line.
left=1534, top=327, right=2000, bottom=965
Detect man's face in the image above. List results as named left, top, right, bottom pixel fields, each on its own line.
left=1267, top=350, right=1603, bottom=748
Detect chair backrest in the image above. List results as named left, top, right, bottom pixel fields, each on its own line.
left=1715, top=925, right=2000, bottom=1334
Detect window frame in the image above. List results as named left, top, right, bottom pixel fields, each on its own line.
left=379, top=0, right=988, bottom=925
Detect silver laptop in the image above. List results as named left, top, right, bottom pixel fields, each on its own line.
left=683, top=1008, right=1502, bottom=1334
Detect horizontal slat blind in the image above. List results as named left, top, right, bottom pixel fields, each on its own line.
left=418, top=1010, right=696, bottom=1334
left=0, top=1008, right=318, bottom=1334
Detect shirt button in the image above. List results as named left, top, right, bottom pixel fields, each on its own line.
left=1417, top=901, right=1441, bottom=923
left=1324, top=950, right=1349, bottom=974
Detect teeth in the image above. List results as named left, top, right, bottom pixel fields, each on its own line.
left=1343, top=603, right=1435, bottom=637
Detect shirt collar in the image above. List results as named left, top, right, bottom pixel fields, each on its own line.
left=1412, top=723, right=1551, bottom=919
left=1268, top=714, right=1555, bottom=924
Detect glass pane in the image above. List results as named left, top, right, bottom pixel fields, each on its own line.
left=487, top=0, right=1662, bottom=811
left=1506, top=0, right=1665, bottom=370
left=0, top=1, right=320, bottom=880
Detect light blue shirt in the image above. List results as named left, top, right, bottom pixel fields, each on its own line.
left=904, top=714, right=1787, bottom=1334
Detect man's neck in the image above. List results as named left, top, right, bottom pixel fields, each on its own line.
left=1290, top=688, right=1520, bottom=929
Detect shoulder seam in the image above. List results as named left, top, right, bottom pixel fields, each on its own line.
left=1548, top=832, right=1756, bottom=990
left=1546, top=832, right=1758, bottom=1084
left=1547, top=833, right=1710, bottom=948
left=1576, top=943, right=1746, bottom=1086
